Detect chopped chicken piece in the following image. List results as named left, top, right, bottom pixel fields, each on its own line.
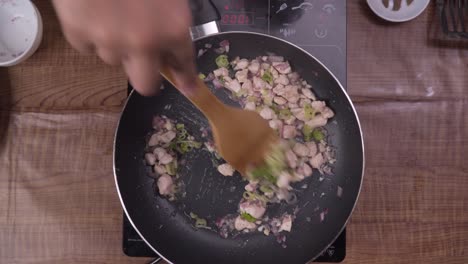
left=288, top=102, right=299, bottom=109
left=277, top=171, right=292, bottom=189
left=293, top=143, right=309, bottom=157
left=279, top=215, right=292, bottom=232
left=297, top=163, right=313, bottom=178
left=284, top=116, right=296, bottom=125
left=234, top=216, right=257, bottom=231
left=270, top=67, right=279, bottom=79
left=235, top=69, right=249, bottom=83
left=305, top=114, right=328, bottom=129
left=242, top=79, right=253, bottom=91
left=213, top=67, right=229, bottom=77
left=145, top=153, right=156, bottom=165
left=159, top=153, right=174, bottom=165
left=291, top=108, right=306, bottom=121
left=235, top=59, right=249, bottom=70
left=311, top=101, right=326, bottom=112
left=322, top=107, right=335, bottom=119
left=223, top=76, right=233, bottom=83
left=148, top=134, right=159, bottom=146
left=273, top=96, right=287, bottom=105
left=302, top=89, right=316, bottom=100
left=226, top=79, right=241, bottom=93
left=288, top=72, right=300, bottom=83
left=299, top=98, right=312, bottom=108
left=260, top=107, right=276, bottom=120
left=282, top=125, right=297, bottom=139
left=282, top=85, right=300, bottom=103
left=274, top=74, right=289, bottom=85
left=310, top=153, right=324, bottom=169
left=240, top=200, right=266, bottom=219
left=261, top=63, right=270, bottom=70
left=164, top=121, right=174, bottom=131
left=244, top=102, right=256, bottom=111
left=269, top=119, right=283, bottom=130
left=159, top=131, right=176, bottom=144
left=253, top=76, right=267, bottom=90
left=153, top=147, right=166, bottom=157
left=272, top=84, right=286, bottom=96
left=245, top=182, right=257, bottom=192
left=217, top=163, right=235, bottom=176
left=306, top=142, right=318, bottom=157
left=154, top=165, right=167, bottom=175
left=157, top=174, right=174, bottom=196
left=285, top=150, right=298, bottom=168
left=262, top=93, right=274, bottom=106
left=248, top=61, right=260, bottom=74
left=272, top=61, right=292, bottom=74
left=318, top=142, right=327, bottom=153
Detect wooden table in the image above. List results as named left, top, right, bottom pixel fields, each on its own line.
left=1, top=1, right=467, bottom=263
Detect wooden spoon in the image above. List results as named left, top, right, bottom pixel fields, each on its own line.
left=160, top=67, right=279, bottom=176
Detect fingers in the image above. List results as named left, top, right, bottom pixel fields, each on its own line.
left=60, top=26, right=95, bottom=54
left=164, top=31, right=197, bottom=96
left=52, top=0, right=196, bottom=98
left=123, top=53, right=163, bottom=97
left=96, top=47, right=121, bottom=66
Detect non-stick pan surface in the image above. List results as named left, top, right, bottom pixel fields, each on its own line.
left=114, top=32, right=364, bottom=264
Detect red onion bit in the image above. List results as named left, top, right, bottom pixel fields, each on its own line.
left=219, top=40, right=230, bottom=53
left=204, top=73, right=215, bottom=82
left=152, top=116, right=165, bottom=129
left=268, top=55, right=284, bottom=62
left=214, top=47, right=225, bottom=54
left=319, top=208, right=329, bottom=222
left=273, top=62, right=290, bottom=72
left=212, top=78, right=224, bottom=89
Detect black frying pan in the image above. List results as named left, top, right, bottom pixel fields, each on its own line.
left=114, top=1, right=364, bottom=263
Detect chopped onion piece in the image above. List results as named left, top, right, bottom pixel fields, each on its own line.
left=197, top=49, right=206, bottom=58
left=212, top=78, right=224, bottom=89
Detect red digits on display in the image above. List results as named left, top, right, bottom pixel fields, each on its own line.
left=222, top=14, right=229, bottom=24
left=221, top=13, right=252, bottom=25
left=230, top=14, right=237, bottom=24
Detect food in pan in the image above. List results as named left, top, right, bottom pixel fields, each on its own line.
left=144, top=115, right=202, bottom=201
left=144, top=42, right=336, bottom=244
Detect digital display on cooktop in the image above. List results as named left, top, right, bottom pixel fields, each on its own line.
left=220, top=12, right=255, bottom=25
left=212, top=0, right=347, bottom=88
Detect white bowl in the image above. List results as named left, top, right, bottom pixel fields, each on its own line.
left=367, top=0, right=430, bottom=22
left=0, top=0, right=43, bottom=66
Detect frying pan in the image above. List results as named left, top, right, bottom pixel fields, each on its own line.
left=114, top=1, right=364, bottom=263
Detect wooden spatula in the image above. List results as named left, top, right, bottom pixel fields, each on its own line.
left=161, top=68, right=279, bottom=176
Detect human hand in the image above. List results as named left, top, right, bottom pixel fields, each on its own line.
left=52, top=0, right=196, bottom=96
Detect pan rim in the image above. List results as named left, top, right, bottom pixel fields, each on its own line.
left=113, top=30, right=365, bottom=264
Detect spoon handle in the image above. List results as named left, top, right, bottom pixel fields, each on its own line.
left=160, top=67, right=227, bottom=124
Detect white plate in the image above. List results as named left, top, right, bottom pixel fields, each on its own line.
left=367, top=0, right=431, bottom=22
left=0, top=0, right=43, bottom=66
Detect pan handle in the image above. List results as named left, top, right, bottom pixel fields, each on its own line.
left=189, top=0, right=221, bottom=39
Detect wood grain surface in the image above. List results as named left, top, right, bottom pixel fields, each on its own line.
left=0, top=1, right=467, bottom=264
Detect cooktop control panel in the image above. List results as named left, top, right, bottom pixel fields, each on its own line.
left=213, top=0, right=346, bottom=87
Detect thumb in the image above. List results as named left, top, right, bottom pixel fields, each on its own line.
left=123, top=54, right=163, bottom=97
